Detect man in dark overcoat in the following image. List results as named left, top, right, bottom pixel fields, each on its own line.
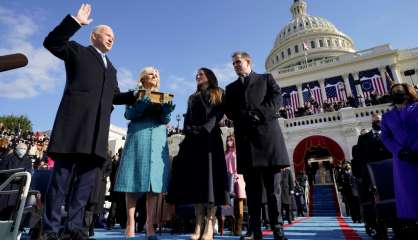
left=224, top=51, right=290, bottom=240
left=280, top=167, right=294, bottom=224
left=353, top=113, right=392, bottom=234
left=42, top=4, right=138, bottom=239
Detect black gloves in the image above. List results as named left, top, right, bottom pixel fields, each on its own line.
left=241, top=110, right=263, bottom=126
left=185, top=125, right=207, bottom=136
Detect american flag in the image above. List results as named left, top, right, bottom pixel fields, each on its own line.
left=310, top=86, right=323, bottom=104
left=282, top=90, right=300, bottom=118
left=303, top=41, right=310, bottom=51
left=303, top=86, right=322, bottom=104
left=325, top=82, right=347, bottom=102
left=285, top=106, right=295, bottom=118
left=290, top=90, right=300, bottom=109
left=360, top=74, right=387, bottom=98
left=302, top=88, right=311, bottom=102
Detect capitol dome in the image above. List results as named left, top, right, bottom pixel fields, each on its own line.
left=266, top=0, right=355, bottom=71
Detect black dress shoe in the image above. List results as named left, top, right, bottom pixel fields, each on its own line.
left=41, top=232, right=59, bottom=240
left=240, top=232, right=263, bottom=240
left=273, top=227, right=287, bottom=240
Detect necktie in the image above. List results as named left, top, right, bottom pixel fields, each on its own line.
left=101, top=53, right=107, bottom=68
left=241, top=76, right=249, bottom=87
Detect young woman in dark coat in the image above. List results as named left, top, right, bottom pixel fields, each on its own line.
left=168, top=68, right=229, bottom=240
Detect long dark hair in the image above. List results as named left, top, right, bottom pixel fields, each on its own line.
left=225, top=134, right=236, bottom=154
left=390, top=83, right=418, bottom=104
left=198, top=67, right=223, bottom=105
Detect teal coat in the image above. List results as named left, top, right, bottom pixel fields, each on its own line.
left=114, top=102, right=171, bottom=193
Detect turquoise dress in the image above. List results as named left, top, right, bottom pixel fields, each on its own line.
left=114, top=102, right=171, bottom=193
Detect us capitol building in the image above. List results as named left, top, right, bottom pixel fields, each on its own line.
left=109, top=0, right=418, bottom=176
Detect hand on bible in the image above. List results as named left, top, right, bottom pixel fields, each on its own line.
left=74, top=3, right=93, bottom=25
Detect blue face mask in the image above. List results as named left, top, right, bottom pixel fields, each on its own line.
left=16, top=149, right=26, bottom=158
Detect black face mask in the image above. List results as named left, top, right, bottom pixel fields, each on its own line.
left=392, top=92, right=407, bottom=104
left=372, top=121, right=381, bottom=131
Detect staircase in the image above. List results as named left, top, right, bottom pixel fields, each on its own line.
left=310, top=184, right=339, bottom=216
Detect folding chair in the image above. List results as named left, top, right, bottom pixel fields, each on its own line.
left=0, top=168, right=32, bottom=240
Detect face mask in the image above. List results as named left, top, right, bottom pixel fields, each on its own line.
left=372, top=121, right=381, bottom=131
left=16, top=149, right=26, bottom=158
left=392, top=92, right=407, bottom=104
left=227, top=141, right=234, bottom=147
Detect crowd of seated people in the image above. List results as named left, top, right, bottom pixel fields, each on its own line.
left=279, top=93, right=392, bottom=119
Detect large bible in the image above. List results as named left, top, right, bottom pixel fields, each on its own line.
left=138, top=89, right=174, bottom=104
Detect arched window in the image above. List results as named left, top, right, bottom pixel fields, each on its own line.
left=295, top=45, right=299, bottom=53
left=311, top=40, right=316, bottom=49
left=319, top=39, right=324, bottom=47
left=281, top=51, right=285, bottom=59
left=327, top=39, right=332, bottom=47
left=288, top=48, right=291, bottom=56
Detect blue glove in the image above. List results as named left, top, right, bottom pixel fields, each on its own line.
left=135, top=96, right=151, bottom=113
left=161, top=101, right=176, bottom=115
left=161, top=115, right=171, bottom=124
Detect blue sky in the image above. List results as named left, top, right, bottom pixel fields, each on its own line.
left=1, top=0, right=418, bottom=131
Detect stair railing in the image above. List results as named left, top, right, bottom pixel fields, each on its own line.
left=331, top=169, right=343, bottom=217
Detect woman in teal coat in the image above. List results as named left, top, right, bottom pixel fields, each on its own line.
left=114, top=67, right=175, bottom=239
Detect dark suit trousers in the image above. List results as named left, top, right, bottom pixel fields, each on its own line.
left=43, top=156, right=98, bottom=233
left=244, top=168, right=283, bottom=236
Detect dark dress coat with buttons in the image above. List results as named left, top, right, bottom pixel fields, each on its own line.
left=224, top=72, right=290, bottom=174
left=168, top=89, right=229, bottom=206
left=43, top=15, right=136, bottom=161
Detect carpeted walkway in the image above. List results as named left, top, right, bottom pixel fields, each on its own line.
left=90, top=216, right=371, bottom=240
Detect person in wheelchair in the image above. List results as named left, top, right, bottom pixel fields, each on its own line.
left=0, top=143, right=32, bottom=220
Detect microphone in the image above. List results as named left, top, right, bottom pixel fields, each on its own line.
left=0, top=53, right=29, bottom=72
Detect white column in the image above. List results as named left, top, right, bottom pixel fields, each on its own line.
left=297, top=84, right=304, bottom=106
left=342, top=74, right=353, bottom=97
left=390, top=64, right=402, bottom=83
left=378, top=67, right=389, bottom=93
left=319, top=79, right=327, bottom=101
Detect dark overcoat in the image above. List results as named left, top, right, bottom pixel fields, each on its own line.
left=224, top=72, right=290, bottom=174
left=355, top=130, right=392, bottom=202
left=280, top=168, right=294, bottom=205
left=44, top=15, right=136, bottom=160
left=168, top=90, right=229, bottom=206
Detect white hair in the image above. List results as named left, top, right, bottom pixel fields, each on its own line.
left=138, top=67, right=160, bottom=90
left=90, top=25, right=113, bottom=44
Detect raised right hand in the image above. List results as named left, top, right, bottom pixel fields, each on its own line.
left=74, top=3, right=93, bottom=25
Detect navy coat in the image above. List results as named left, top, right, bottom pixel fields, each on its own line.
left=224, top=72, right=290, bottom=174
left=44, top=15, right=136, bottom=160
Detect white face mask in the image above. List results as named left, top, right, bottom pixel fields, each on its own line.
left=16, top=148, right=26, bottom=158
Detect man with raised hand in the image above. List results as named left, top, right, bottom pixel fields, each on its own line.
left=42, top=4, right=138, bottom=240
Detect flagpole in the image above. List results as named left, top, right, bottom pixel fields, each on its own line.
left=303, top=41, right=309, bottom=66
